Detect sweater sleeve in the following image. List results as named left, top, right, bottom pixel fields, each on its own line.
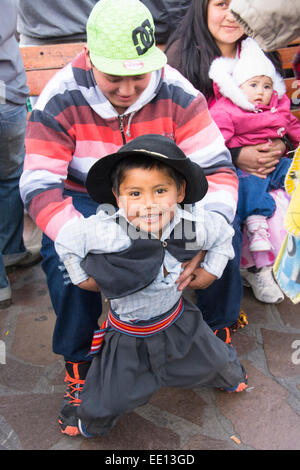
left=19, top=102, right=82, bottom=242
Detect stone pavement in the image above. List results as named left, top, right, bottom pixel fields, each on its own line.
left=1, top=261, right=300, bottom=451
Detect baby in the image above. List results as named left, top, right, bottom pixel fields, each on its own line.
left=209, top=38, right=300, bottom=254
left=209, top=38, right=300, bottom=303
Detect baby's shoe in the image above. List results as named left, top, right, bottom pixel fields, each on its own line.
left=246, top=215, right=272, bottom=252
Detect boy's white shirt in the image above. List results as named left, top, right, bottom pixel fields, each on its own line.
left=54, top=204, right=234, bottom=321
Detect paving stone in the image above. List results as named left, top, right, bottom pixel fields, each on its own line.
left=0, top=393, right=63, bottom=450
left=183, top=434, right=238, bottom=450
left=0, top=357, right=45, bottom=392
left=80, top=411, right=180, bottom=450
left=277, top=298, right=300, bottom=329
left=0, top=308, right=11, bottom=332
left=231, top=330, right=257, bottom=357
left=12, top=281, right=51, bottom=311
left=241, top=288, right=270, bottom=324
left=149, top=387, right=207, bottom=427
left=11, top=311, right=57, bottom=365
left=262, top=328, right=300, bottom=377
left=2, top=261, right=300, bottom=450
left=216, top=361, right=300, bottom=450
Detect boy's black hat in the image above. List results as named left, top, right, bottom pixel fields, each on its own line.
left=86, top=134, right=208, bottom=205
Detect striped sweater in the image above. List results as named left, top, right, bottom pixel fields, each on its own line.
left=20, top=50, right=238, bottom=241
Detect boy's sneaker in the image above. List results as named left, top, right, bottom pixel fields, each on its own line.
left=248, top=229, right=272, bottom=252
left=58, top=361, right=90, bottom=436
left=0, top=283, right=12, bottom=309
left=78, top=419, right=95, bottom=438
left=220, top=368, right=248, bottom=393
left=241, top=266, right=284, bottom=304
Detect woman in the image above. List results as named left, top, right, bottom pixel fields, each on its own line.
left=166, top=0, right=288, bottom=305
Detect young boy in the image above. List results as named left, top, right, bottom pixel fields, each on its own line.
left=55, top=134, right=247, bottom=437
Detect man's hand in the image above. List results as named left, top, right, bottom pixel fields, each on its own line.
left=236, top=139, right=286, bottom=178
left=175, top=251, right=216, bottom=290
left=77, top=277, right=100, bottom=292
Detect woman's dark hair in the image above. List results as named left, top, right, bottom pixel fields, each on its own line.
left=111, top=155, right=186, bottom=196
left=165, top=0, right=283, bottom=102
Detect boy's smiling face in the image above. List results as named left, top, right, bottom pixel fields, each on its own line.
left=113, top=166, right=186, bottom=237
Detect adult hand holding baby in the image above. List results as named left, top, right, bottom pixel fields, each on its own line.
left=236, top=139, right=286, bottom=178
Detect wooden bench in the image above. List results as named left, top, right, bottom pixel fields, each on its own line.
left=278, top=38, right=300, bottom=120
left=20, top=42, right=85, bottom=99
left=20, top=40, right=300, bottom=120
left=20, top=42, right=166, bottom=101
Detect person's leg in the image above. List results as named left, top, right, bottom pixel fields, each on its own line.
left=0, top=103, right=27, bottom=307
left=41, top=234, right=102, bottom=362
left=160, top=299, right=247, bottom=391
left=78, top=331, right=161, bottom=437
left=237, top=170, right=275, bottom=222
left=40, top=191, right=103, bottom=435
left=78, top=299, right=247, bottom=438
left=239, top=162, right=291, bottom=304
left=195, top=213, right=243, bottom=336
left=0, top=253, right=11, bottom=308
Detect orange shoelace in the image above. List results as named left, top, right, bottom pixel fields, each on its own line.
left=64, top=366, right=86, bottom=406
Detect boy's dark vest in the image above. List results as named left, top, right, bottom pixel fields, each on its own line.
left=81, top=217, right=199, bottom=299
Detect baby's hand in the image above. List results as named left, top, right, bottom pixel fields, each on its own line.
left=77, top=277, right=100, bottom=292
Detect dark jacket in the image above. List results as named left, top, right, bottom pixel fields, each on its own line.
left=140, top=0, right=191, bottom=44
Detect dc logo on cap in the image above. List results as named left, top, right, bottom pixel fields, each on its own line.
left=132, top=20, right=154, bottom=56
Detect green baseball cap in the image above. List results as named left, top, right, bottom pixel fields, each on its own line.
left=86, top=0, right=167, bottom=76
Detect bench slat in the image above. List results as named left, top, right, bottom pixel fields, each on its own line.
left=25, top=69, right=59, bottom=96
left=20, top=42, right=84, bottom=71
left=20, top=42, right=85, bottom=96
left=279, top=47, right=298, bottom=70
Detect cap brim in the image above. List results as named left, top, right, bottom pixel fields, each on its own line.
left=86, top=150, right=208, bottom=206
left=89, top=46, right=167, bottom=76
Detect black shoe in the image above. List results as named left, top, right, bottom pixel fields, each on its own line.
left=58, top=361, right=90, bottom=436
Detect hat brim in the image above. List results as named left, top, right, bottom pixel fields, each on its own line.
left=86, top=149, right=208, bottom=206
left=89, top=46, right=167, bottom=76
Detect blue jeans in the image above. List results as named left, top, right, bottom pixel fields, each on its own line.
left=196, top=214, right=243, bottom=330
left=41, top=191, right=102, bottom=362
left=237, top=158, right=291, bottom=223
left=0, top=103, right=27, bottom=289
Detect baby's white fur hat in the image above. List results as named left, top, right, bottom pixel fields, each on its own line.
left=233, top=37, right=276, bottom=86
left=209, top=38, right=286, bottom=111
